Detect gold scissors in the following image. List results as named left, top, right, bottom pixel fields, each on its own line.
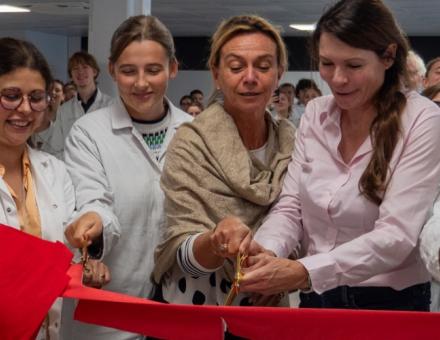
left=80, top=240, right=90, bottom=273
left=224, top=253, right=247, bottom=306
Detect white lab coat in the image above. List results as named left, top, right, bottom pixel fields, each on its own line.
left=48, top=88, right=113, bottom=159
left=62, top=97, right=192, bottom=340
left=0, top=146, right=76, bottom=340
left=420, top=194, right=440, bottom=311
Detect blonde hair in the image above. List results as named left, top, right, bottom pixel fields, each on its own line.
left=207, top=15, right=287, bottom=106
left=208, top=14, right=288, bottom=73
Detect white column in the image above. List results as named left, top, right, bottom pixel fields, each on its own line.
left=88, top=0, right=151, bottom=96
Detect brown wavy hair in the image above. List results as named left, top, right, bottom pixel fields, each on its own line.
left=311, top=0, right=409, bottom=204
left=0, top=37, right=53, bottom=91
left=109, top=15, right=176, bottom=64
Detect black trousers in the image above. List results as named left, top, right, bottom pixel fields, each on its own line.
left=299, top=282, right=431, bottom=311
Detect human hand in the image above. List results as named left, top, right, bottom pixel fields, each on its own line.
left=82, top=259, right=111, bottom=289
left=210, top=216, right=252, bottom=258
left=240, top=254, right=309, bottom=295
left=65, top=211, right=103, bottom=248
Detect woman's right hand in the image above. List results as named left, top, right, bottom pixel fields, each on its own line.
left=209, top=216, right=253, bottom=257
left=65, top=211, right=103, bottom=248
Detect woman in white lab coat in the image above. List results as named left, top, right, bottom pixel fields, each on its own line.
left=63, top=15, right=192, bottom=340
left=0, top=38, right=106, bottom=340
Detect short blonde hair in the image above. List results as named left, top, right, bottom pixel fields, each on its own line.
left=208, top=15, right=288, bottom=73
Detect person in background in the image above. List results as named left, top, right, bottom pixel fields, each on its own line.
left=190, top=88, right=204, bottom=105
left=291, top=78, right=319, bottom=127
left=186, top=101, right=203, bottom=117
left=419, top=82, right=440, bottom=312
left=62, top=15, right=191, bottom=340
left=272, top=90, right=293, bottom=124
left=422, top=83, right=440, bottom=106
left=153, top=14, right=294, bottom=312
left=52, top=79, right=65, bottom=108
left=30, top=80, right=64, bottom=152
left=279, top=82, right=295, bottom=105
left=405, top=50, right=426, bottom=92
left=226, top=0, right=440, bottom=312
left=179, top=94, right=193, bottom=112
left=63, top=81, right=77, bottom=102
left=303, top=86, right=322, bottom=105
left=48, top=51, right=113, bottom=159
left=0, top=37, right=108, bottom=340
left=423, top=57, right=440, bottom=89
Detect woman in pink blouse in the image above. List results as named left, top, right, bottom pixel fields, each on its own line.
left=215, top=0, right=440, bottom=310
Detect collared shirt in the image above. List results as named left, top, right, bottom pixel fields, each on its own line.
left=0, top=149, right=41, bottom=238
left=47, top=88, right=113, bottom=159
left=256, top=92, right=440, bottom=294
left=78, top=88, right=98, bottom=113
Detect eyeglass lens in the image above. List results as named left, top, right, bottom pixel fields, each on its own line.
left=0, top=88, right=49, bottom=112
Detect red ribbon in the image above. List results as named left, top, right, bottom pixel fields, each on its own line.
left=0, top=225, right=72, bottom=340
left=2, top=223, right=440, bottom=340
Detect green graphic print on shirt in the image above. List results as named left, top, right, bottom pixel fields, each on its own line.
left=143, top=128, right=168, bottom=160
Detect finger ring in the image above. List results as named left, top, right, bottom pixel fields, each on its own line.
left=276, top=292, right=285, bottom=302
left=84, top=264, right=91, bottom=274
left=219, top=243, right=228, bottom=252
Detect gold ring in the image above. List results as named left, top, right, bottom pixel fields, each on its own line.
left=219, top=243, right=228, bottom=252
left=84, top=264, right=91, bottom=274
left=276, top=292, right=285, bottom=302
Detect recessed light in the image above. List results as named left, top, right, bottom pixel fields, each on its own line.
left=289, top=24, right=316, bottom=31
left=0, top=5, right=30, bottom=13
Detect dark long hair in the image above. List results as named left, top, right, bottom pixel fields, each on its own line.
left=311, top=0, right=409, bottom=204
left=0, top=37, right=53, bottom=91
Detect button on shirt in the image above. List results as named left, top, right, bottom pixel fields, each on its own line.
left=256, top=92, right=440, bottom=294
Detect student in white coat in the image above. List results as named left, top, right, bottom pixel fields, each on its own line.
left=0, top=38, right=108, bottom=340
left=63, top=15, right=192, bottom=340
left=48, top=51, right=113, bottom=159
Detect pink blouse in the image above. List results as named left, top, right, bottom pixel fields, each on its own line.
left=256, top=92, right=440, bottom=294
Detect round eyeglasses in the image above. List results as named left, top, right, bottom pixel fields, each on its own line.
left=0, top=88, right=50, bottom=112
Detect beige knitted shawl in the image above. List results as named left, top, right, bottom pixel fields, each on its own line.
left=153, top=102, right=295, bottom=283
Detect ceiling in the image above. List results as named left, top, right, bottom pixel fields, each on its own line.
left=0, top=0, right=439, bottom=37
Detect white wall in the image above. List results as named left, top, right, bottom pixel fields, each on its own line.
left=24, top=31, right=69, bottom=82
left=167, top=70, right=330, bottom=106
left=0, top=29, right=330, bottom=103
left=0, top=30, right=82, bottom=83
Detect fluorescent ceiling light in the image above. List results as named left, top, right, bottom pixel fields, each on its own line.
left=0, top=5, right=30, bottom=13
left=289, top=24, right=316, bottom=31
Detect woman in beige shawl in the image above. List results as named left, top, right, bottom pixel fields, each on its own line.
left=153, top=15, right=295, bottom=307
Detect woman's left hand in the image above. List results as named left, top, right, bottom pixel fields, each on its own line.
left=82, top=259, right=111, bottom=289
left=240, top=253, right=309, bottom=295
left=210, top=216, right=253, bottom=257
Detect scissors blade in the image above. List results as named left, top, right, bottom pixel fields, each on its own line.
left=225, top=285, right=239, bottom=306
left=224, top=253, right=246, bottom=306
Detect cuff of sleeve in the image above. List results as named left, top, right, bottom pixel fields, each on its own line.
left=255, top=238, right=290, bottom=258
left=177, top=234, right=223, bottom=276
left=78, top=206, right=120, bottom=260
left=298, top=253, right=339, bottom=294
left=420, top=218, right=440, bottom=282
left=190, top=234, right=223, bottom=273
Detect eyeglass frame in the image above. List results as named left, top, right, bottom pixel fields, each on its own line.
left=0, top=87, right=51, bottom=112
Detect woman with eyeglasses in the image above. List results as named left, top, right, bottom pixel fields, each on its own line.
left=0, top=37, right=109, bottom=340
